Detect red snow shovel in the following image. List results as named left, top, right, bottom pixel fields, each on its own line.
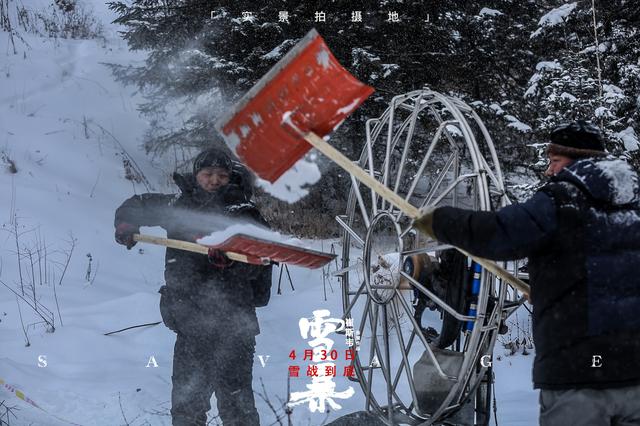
left=134, top=233, right=335, bottom=269
left=215, top=29, right=530, bottom=296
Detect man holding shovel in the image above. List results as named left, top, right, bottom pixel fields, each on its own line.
left=414, top=121, right=640, bottom=424
left=114, top=148, right=272, bottom=426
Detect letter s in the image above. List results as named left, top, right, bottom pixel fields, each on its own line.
left=38, top=355, right=47, bottom=368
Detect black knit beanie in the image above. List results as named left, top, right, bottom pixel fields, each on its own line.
left=547, top=120, right=606, bottom=159
left=193, top=149, right=232, bottom=176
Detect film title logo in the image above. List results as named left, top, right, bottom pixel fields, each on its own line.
left=287, top=309, right=355, bottom=413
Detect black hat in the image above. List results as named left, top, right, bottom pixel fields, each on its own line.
left=192, top=149, right=232, bottom=175
left=547, top=120, right=606, bottom=158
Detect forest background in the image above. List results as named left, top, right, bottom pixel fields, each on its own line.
left=109, top=0, right=640, bottom=236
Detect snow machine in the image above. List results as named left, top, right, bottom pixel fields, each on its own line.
left=335, top=89, right=525, bottom=425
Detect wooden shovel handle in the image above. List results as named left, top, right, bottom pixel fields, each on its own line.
left=132, top=234, right=269, bottom=265
left=304, top=132, right=421, bottom=217
left=303, top=132, right=530, bottom=296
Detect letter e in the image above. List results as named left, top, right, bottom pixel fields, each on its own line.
left=591, top=355, right=602, bottom=368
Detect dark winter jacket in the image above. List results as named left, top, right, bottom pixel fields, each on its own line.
left=432, top=157, right=640, bottom=390
left=114, top=170, right=272, bottom=338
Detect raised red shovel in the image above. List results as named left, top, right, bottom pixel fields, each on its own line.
left=215, top=29, right=529, bottom=296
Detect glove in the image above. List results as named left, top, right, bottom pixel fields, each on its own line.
left=115, top=223, right=138, bottom=250
left=207, top=248, right=234, bottom=268
left=412, top=206, right=437, bottom=239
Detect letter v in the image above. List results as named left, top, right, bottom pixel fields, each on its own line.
left=257, top=355, right=271, bottom=367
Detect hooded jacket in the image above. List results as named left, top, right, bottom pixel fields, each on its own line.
left=432, top=157, right=640, bottom=389
left=114, top=168, right=272, bottom=338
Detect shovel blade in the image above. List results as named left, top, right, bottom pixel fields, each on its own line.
left=210, top=234, right=336, bottom=269
left=215, top=29, right=374, bottom=183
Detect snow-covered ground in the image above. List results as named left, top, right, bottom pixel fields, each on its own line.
left=0, top=2, right=537, bottom=425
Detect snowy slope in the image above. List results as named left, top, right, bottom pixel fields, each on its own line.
left=0, top=2, right=537, bottom=425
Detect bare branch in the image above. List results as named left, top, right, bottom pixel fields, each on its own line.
left=255, top=377, right=285, bottom=426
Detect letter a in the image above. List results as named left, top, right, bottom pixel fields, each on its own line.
left=370, top=355, right=381, bottom=368
left=146, top=356, right=159, bottom=368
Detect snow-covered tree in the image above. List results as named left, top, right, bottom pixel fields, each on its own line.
left=110, top=0, right=638, bottom=235
left=525, top=0, right=640, bottom=167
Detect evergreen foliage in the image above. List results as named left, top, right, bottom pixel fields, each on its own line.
left=110, top=0, right=639, bottom=236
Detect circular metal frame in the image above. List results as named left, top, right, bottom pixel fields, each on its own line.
left=336, top=89, right=520, bottom=425
left=364, top=211, right=404, bottom=305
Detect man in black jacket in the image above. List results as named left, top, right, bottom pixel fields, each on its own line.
left=414, top=121, right=640, bottom=425
left=114, top=149, right=272, bottom=426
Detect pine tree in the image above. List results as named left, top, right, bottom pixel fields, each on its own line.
left=524, top=0, right=640, bottom=167
left=110, top=0, right=638, bottom=235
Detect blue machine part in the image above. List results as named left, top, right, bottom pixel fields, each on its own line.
left=465, top=262, right=482, bottom=331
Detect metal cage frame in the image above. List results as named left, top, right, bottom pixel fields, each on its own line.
left=334, top=89, right=523, bottom=425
